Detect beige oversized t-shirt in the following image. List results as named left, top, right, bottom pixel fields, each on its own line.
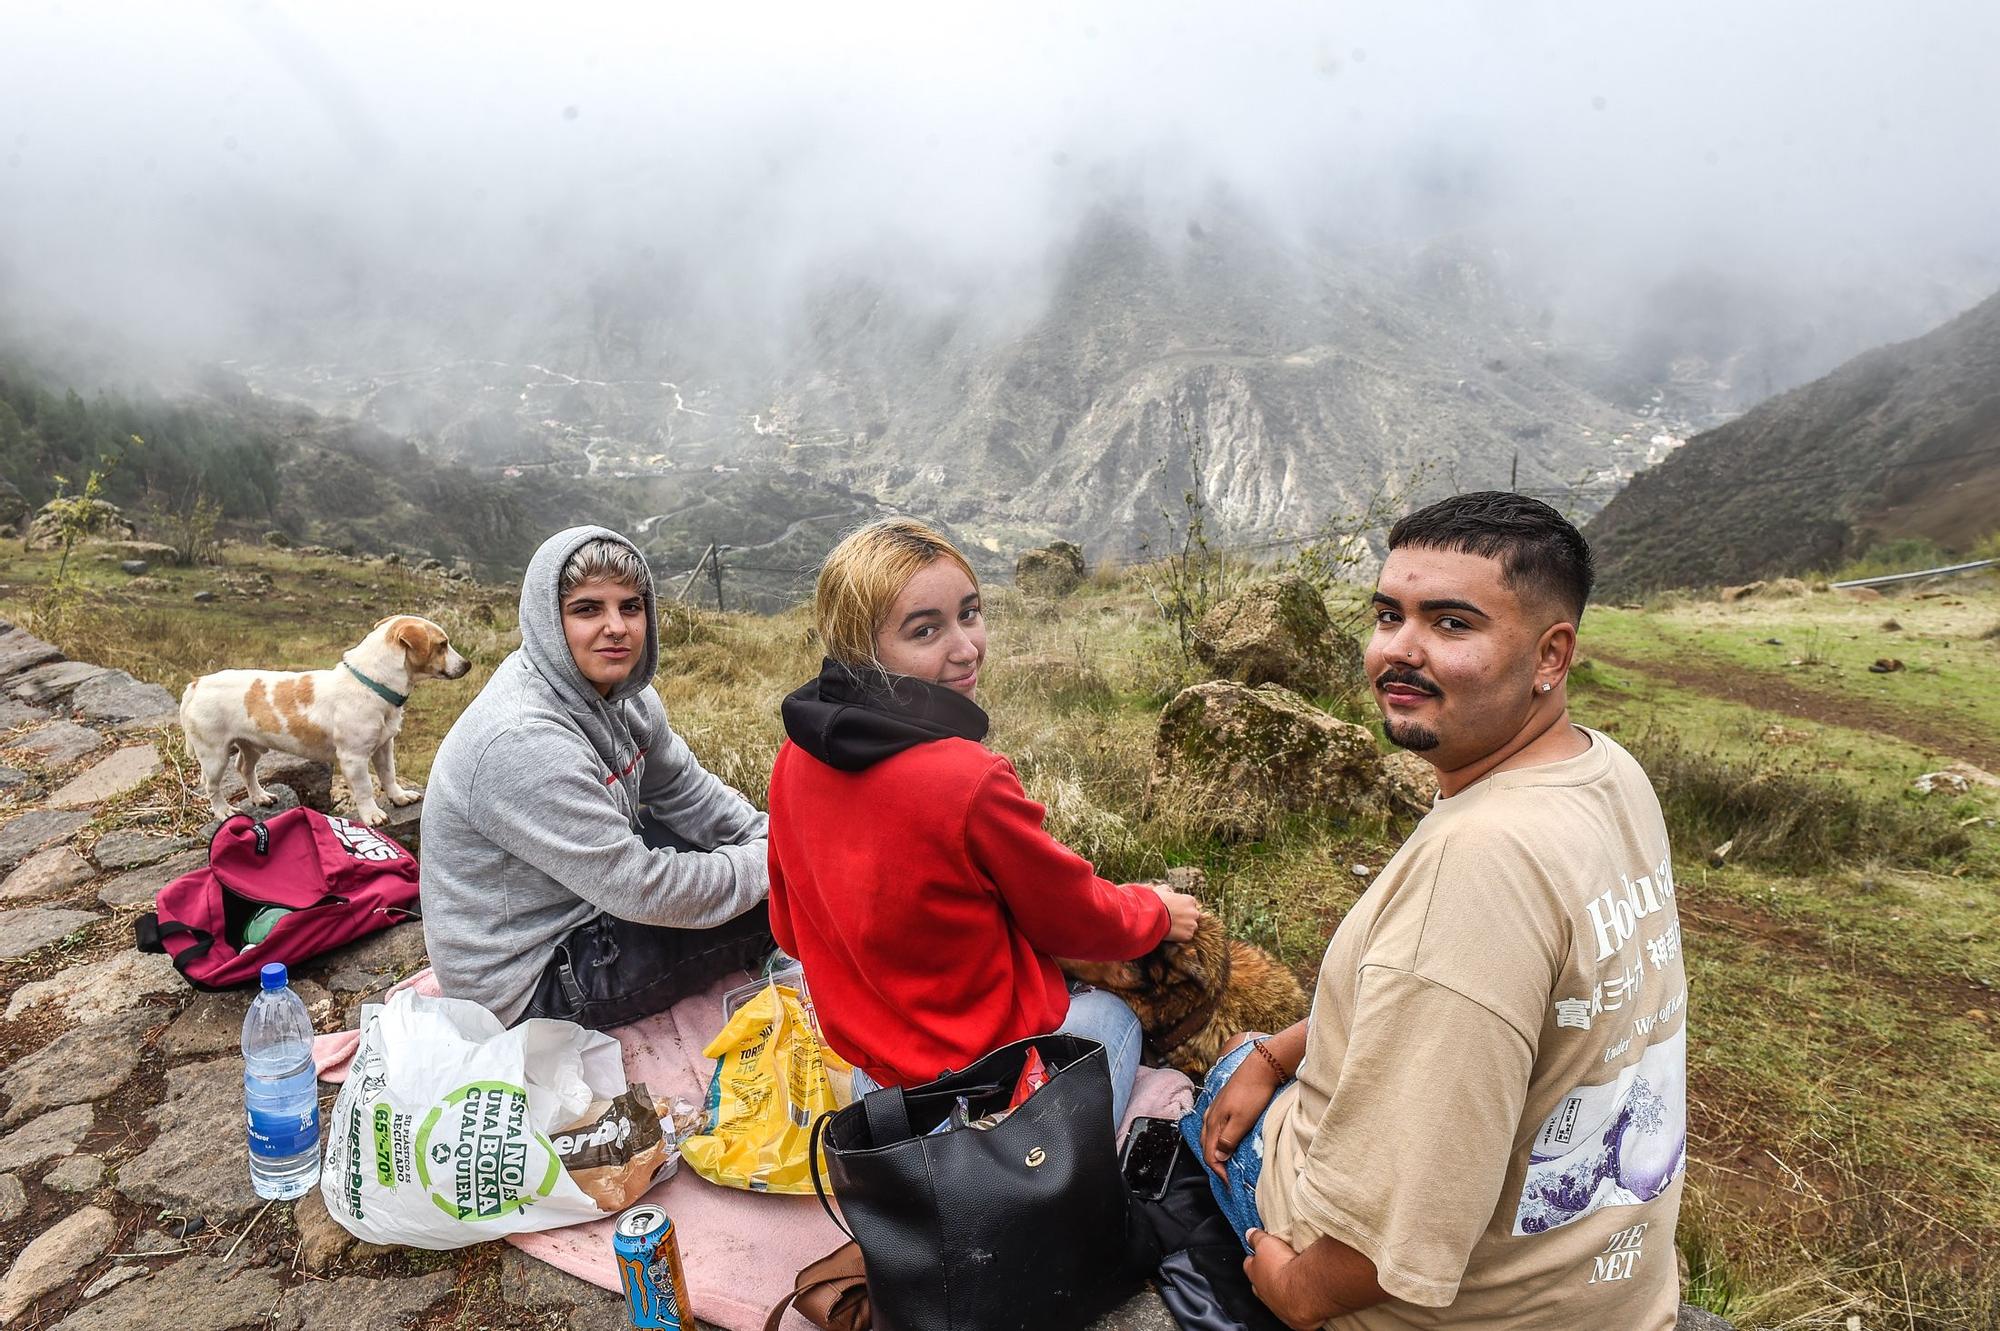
left=1257, top=728, right=1687, bottom=1329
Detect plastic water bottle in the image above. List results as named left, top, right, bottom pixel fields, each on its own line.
left=242, top=961, right=321, bottom=1200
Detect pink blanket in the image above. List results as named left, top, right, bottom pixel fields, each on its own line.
left=314, top=969, right=1195, bottom=1331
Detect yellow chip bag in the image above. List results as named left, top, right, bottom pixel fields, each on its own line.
left=680, top=981, right=848, bottom=1194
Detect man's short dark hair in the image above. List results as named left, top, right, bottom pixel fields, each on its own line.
left=1386, top=491, right=1594, bottom=623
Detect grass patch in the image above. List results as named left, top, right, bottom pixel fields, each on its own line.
left=1584, top=590, right=2000, bottom=751
left=1676, top=1217, right=1744, bottom=1319
left=1682, top=912, right=2000, bottom=1330
left=1629, top=732, right=1972, bottom=871
left=1824, top=536, right=1957, bottom=583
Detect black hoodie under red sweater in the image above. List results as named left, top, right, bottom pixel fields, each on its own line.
left=768, top=660, right=1170, bottom=1086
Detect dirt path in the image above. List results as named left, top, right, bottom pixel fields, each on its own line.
left=1592, top=647, right=2000, bottom=771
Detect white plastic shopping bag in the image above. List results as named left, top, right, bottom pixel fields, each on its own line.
left=320, top=989, right=627, bottom=1248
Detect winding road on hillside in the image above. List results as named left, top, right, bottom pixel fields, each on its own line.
left=722, top=510, right=849, bottom=555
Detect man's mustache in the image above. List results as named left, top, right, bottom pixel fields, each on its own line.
left=1375, top=667, right=1441, bottom=697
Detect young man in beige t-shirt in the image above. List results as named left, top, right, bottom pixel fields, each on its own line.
left=1185, top=492, right=1687, bottom=1329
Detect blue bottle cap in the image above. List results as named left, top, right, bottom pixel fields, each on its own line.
left=260, top=962, right=288, bottom=991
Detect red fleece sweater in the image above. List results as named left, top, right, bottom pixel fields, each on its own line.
left=767, top=735, right=1170, bottom=1087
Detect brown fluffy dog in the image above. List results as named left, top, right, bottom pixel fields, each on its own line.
left=1060, top=871, right=1309, bottom=1078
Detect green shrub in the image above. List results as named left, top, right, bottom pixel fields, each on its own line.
left=1676, top=1221, right=1743, bottom=1319
left=1827, top=536, right=1954, bottom=583
left=1631, top=733, right=1970, bottom=871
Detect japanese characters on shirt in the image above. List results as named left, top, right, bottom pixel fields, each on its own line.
left=1516, top=847, right=1689, bottom=1240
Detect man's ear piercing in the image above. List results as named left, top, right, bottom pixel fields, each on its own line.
left=1540, top=682, right=1552, bottom=693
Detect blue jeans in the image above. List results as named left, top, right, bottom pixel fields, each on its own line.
left=1178, top=1038, right=1284, bottom=1251
left=850, top=986, right=1145, bottom=1127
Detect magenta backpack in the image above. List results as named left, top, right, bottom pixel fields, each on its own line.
left=135, top=806, right=421, bottom=990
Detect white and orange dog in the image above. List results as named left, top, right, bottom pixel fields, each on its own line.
left=181, top=615, right=470, bottom=826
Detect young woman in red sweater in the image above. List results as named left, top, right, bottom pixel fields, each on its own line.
left=767, top=518, right=1200, bottom=1125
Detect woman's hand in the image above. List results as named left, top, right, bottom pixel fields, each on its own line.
left=1201, top=1038, right=1284, bottom=1177
left=1150, top=884, right=1202, bottom=943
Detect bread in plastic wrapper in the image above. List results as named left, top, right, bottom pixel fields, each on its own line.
left=550, top=1082, right=675, bottom=1212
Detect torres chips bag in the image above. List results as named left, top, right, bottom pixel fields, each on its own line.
left=679, top=982, right=848, bottom=1194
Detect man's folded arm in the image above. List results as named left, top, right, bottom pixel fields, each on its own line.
left=470, top=725, right=767, bottom=929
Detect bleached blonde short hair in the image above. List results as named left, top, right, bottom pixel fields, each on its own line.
left=559, top=537, right=651, bottom=600
left=814, top=518, right=978, bottom=669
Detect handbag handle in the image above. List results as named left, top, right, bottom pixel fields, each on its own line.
left=808, top=1035, right=1106, bottom=1238
left=860, top=1085, right=913, bottom=1146
left=762, top=1241, right=869, bottom=1331
left=808, top=1110, right=853, bottom=1239
left=810, top=1083, right=917, bottom=1239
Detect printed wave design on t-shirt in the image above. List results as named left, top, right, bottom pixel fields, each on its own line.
left=1514, top=1027, right=1687, bottom=1236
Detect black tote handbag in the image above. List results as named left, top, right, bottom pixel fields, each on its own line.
left=813, top=1033, right=1139, bottom=1331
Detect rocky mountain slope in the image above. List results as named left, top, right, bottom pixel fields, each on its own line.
left=236, top=204, right=1693, bottom=566
left=765, top=208, right=1671, bottom=556
left=1586, top=288, right=2000, bottom=594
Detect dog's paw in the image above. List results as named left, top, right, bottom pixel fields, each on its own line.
left=387, top=785, right=423, bottom=806
left=249, top=790, right=278, bottom=807
left=357, top=805, right=390, bottom=827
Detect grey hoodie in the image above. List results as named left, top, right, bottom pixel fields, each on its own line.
left=420, top=525, right=769, bottom=1023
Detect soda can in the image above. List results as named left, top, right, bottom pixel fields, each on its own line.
left=613, top=1203, right=693, bottom=1330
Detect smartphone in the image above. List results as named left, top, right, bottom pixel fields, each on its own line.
left=1120, top=1115, right=1181, bottom=1202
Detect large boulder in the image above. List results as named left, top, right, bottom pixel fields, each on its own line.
left=1377, top=748, right=1438, bottom=820
left=0, top=478, right=28, bottom=533
left=1191, top=575, right=1365, bottom=699
left=24, top=498, right=137, bottom=550
left=1015, top=540, right=1087, bottom=597
left=1148, top=682, right=1383, bottom=837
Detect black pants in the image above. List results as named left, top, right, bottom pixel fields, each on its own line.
left=520, top=817, right=775, bottom=1030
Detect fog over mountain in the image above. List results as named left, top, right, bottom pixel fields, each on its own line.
left=3, top=1, right=1996, bottom=568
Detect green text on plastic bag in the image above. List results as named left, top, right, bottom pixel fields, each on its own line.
left=414, top=1079, right=562, bottom=1221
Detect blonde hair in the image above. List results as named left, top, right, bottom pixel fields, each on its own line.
left=814, top=518, right=979, bottom=669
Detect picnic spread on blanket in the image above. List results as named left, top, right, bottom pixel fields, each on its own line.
left=305, top=961, right=1196, bottom=1331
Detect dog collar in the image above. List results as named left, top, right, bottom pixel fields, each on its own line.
left=1150, top=937, right=1234, bottom=1064
left=343, top=660, right=408, bottom=708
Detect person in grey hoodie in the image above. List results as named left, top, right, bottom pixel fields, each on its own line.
left=421, top=525, right=773, bottom=1027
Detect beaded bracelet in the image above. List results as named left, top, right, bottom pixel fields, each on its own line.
left=1249, top=1037, right=1288, bottom=1081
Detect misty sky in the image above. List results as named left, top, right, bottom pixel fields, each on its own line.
left=3, top=0, right=1996, bottom=366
